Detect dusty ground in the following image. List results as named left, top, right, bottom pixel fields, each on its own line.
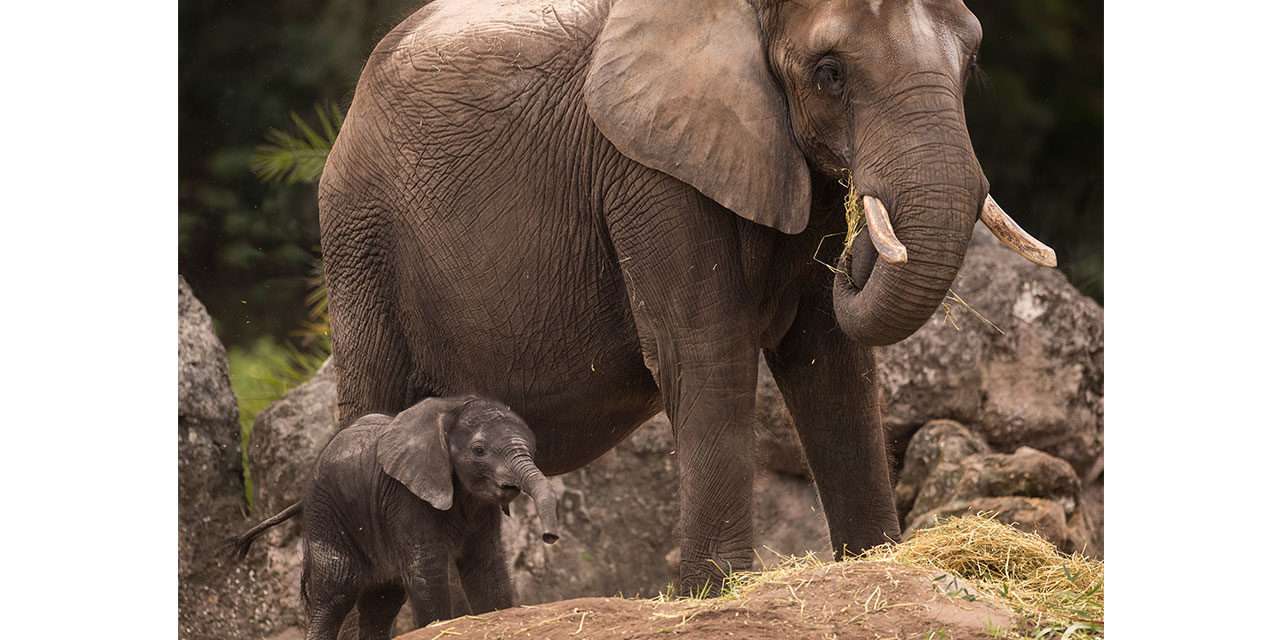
left=399, top=562, right=1017, bottom=640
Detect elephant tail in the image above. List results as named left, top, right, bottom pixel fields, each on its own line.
left=228, top=501, right=303, bottom=561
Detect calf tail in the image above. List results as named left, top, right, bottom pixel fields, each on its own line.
left=229, top=501, right=303, bottom=560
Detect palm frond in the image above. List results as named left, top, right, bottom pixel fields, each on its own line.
left=251, top=102, right=345, bottom=184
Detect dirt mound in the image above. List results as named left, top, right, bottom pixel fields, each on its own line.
left=399, top=516, right=1103, bottom=640
left=403, top=562, right=1014, bottom=640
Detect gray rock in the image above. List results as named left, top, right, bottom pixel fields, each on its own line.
left=879, top=227, right=1104, bottom=480
left=178, top=275, right=243, bottom=575
left=894, top=419, right=1097, bottom=556
left=179, top=275, right=288, bottom=639
left=249, top=359, right=338, bottom=516
left=895, top=419, right=992, bottom=520
left=213, top=359, right=344, bottom=639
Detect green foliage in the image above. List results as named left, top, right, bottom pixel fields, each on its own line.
left=251, top=103, right=344, bottom=184
left=228, top=335, right=329, bottom=506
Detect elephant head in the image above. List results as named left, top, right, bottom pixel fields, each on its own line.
left=378, top=397, right=560, bottom=544
left=586, top=0, right=1056, bottom=345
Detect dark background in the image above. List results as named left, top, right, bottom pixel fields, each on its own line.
left=179, top=0, right=1102, bottom=354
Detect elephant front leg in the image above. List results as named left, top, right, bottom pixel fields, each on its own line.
left=458, top=506, right=514, bottom=613
left=667, top=348, right=759, bottom=595
left=765, top=286, right=901, bottom=558
left=606, top=176, right=768, bottom=595
left=401, top=549, right=453, bottom=628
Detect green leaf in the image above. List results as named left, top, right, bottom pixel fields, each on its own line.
left=250, top=102, right=345, bottom=185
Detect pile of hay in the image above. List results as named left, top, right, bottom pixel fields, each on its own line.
left=413, top=516, right=1100, bottom=640
left=671, top=514, right=1103, bottom=638
left=860, top=514, right=1104, bottom=638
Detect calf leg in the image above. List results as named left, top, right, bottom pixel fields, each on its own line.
left=302, top=543, right=359, bottom=640
left=402, top=548, right=453, bottom=627
left=356, top=585, right=405, bottom=640
left=458, top=506, right=514, bottom=613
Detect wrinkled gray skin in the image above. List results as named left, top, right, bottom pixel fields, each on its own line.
left=234, top=397, right=559, bottom=640
left=321, top=0, right=992, bottom=595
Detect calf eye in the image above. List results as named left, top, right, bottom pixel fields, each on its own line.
left=471, top=445, right=487, bottom=457
left=814, top=57, right=844, bottom=94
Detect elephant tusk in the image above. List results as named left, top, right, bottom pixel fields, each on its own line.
left=862, top=196, right=908, bottom=265
left=980, top=196, right=1058, bottom=267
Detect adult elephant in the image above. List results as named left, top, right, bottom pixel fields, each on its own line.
left=319, top=0, right=1055, bottom=594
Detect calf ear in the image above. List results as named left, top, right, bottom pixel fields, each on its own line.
left=376, top=398, right=465, bottom=511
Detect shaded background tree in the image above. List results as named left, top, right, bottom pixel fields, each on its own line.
left=179, top=0, right=1101, bottom=422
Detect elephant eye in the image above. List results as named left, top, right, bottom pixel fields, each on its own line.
left=471, top=445, right=487, bottom=457
left=814, top=57, right=844, bottom=94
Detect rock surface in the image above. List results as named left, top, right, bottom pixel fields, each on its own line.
left=751, top=359, right=810, bottom=479
left=179, top=275, right=244, bottom=580
left=180, top=276, right=296, bottom=640
left=894, top=420, right=1097, bottom=555
left=879, top=227, right=1104, bottom=482
left=248, top=360, right=339, bottom=516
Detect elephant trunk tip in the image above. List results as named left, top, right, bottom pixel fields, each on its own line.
left=511, top=451, right=561, bottom=545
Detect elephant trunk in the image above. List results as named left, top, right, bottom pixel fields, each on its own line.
left=832, top=85, right=987, bottom=346
left=509, top=451, right=560, bottom=544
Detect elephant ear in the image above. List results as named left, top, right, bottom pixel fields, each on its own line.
left=584, top=0, right=811, bottom=235
left=376, top=398, right=466, bottom=511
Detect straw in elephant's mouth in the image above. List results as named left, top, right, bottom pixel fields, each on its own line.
left=811, top=176, right=871, bottom=289
left=840, top=178, right=866, bottom=258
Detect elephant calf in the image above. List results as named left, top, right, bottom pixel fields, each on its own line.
left=233, top=396, right=560, bottom=640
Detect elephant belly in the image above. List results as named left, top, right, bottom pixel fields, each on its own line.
left=394, top=214, right=662, bottom=474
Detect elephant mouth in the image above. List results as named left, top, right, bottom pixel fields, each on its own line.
left=830, top=191, right=1058, bottom=347
left=835, top=231, right=878, bottom=293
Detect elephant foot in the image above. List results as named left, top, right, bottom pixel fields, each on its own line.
left=676, top=549, right=754, bottom=598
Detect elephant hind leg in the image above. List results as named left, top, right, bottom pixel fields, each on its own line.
left=302, top=533, right=363, bottom=640
left=320, top=205, right=417, bottom=424
left=355, top=585, right=406, bottom=640
left=302, top=574, right=357, bottom=640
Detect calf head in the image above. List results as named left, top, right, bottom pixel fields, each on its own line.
left=377, top=396, right=560, bottom=544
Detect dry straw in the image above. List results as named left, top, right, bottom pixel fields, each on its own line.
left=656, top=514, right=1103, bottom=639
left=860, top=514, right=1104, bottom=638
left=811, top=175, right=866, bottom=280
left=841, top=173, right=866, bottom=259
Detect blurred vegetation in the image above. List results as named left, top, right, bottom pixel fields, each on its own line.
left=965, top=0, right=1103, bottom=301
left=181, top=0, right=1102, bottom=414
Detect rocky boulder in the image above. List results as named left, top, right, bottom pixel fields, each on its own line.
left=894, top=420, right=1097, bottom=555
left=879, top=227, right=1104, bottom=483
left=178, top=275, right=244, bottom=580
left=180, top=276, right=303, bottom=639
left=248, top=360, right=339, bottom=515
